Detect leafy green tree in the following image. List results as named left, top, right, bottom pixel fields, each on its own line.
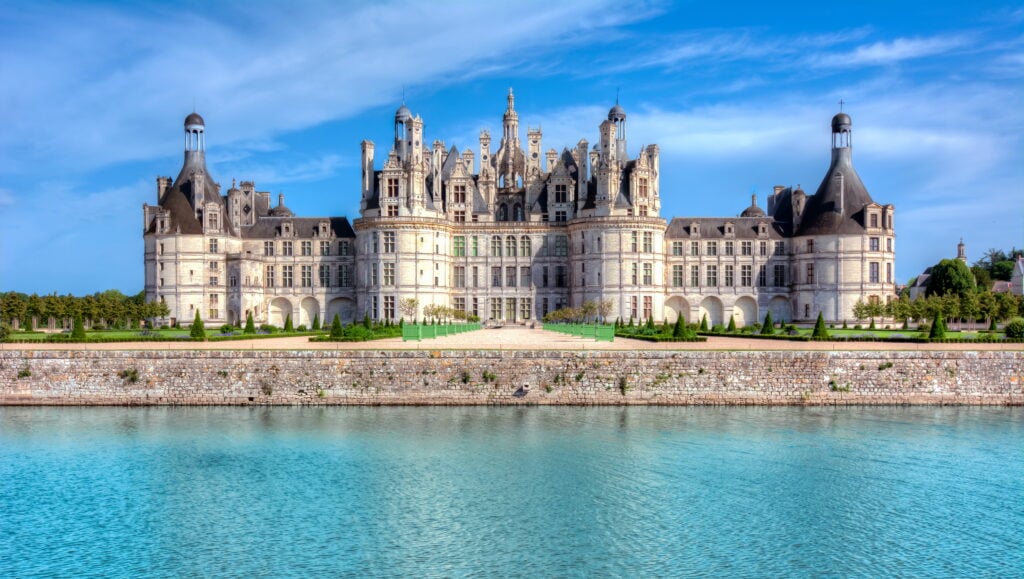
left=812, top=312, right=830, bottom=339
left=311, top=313, right=320, bottom=331
left=726, top=315, right=736, bottom=333
left=71, top=314, right=86, bottom=341
left=970, top=266, right=992, bottom=290
left=190, top=310, right=206, bottom=340
left=852, top=299, right=869, bottom=322
left=244, top=312, right=256, bottom=334
left=959, top=292, right=980, bottom=329
left=760, top=312, right=775, bottom=335
left=925, top=259, right=976, bottom=298
left=330, top=314, right=344, bottom=338
left=995, top=291, right=1019, bottom=322
left=1005, top=317, right=1024, bottom=339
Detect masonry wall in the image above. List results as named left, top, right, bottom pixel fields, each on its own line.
left=1, top=350, right=1022, bottom=406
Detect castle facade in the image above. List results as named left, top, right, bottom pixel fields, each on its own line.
left=143, top=92, right=896, bottom=327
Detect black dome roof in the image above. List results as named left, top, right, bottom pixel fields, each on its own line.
left=184, top=112, right=205, bottom=127
left=831, top=112, right=851, bottom=132
left=395, top=105, right=412, bottom=122
left=608, top=103, right=626, bottom=122
left=740, top=204, right=766, bottom=218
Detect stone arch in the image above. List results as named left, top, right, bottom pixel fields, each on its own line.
left=268, top=298, right=292, bottom=327
left=699, top=296, right=724, bottom=327
left=731, top=296, right=758, bottom=327
left=300, top=297, right=320, bottom=327
left=326, top=297, right=356, bottom=325
left=665, top=296, right=690, bottom=323
left=769, top=296, right=791, bottom=323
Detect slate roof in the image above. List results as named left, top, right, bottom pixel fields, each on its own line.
left=796, top=148, right=874, bottom=236
left=240, top=217, right=355, bottom=239
left=665, top=217, right=784, bottom=239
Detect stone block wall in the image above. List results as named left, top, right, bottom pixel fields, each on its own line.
left=1, top=350, right=1022, bottom=406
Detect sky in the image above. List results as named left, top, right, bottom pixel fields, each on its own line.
left=1, top=0, right=1022, bottom=295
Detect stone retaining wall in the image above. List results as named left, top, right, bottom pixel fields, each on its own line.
left=1, top=350, right=1022, bottom=406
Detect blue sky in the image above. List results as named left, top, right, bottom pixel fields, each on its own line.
left=1, top=0, right=1022, bottom=294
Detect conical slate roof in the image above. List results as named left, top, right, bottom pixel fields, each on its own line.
left=797, top=147, right=874, bottom=236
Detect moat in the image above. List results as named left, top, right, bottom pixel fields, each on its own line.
left=1, top=406, right=1021, bottom=576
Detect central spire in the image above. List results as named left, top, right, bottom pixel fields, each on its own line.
left=506, top=87, right=515, bottom=112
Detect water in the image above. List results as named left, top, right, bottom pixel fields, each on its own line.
left=1, top=407, right=1021, bottom=577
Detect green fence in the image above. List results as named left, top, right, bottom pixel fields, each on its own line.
left=542, top=323, right=615, bottom=342
left=401, top=323, right=483, bottom=342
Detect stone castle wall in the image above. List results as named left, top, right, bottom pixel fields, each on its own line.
left=1, top=350, right=1021, bottom=406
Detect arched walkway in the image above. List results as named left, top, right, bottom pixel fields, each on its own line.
left=732, top=296, right=758, bottom=327
left=769, top=296, right=791, bottom=323
left=300, top=297, right=320, bottom=327
left=699, top=296, right=724, bottom=327
left=268, top=298, right=293, bottom=327
left=326, top=297, right=356, bottom=325
left=665, top=296, right=690, bottom=323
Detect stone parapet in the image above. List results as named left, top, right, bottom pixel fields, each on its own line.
left=1, top=350, right=1021, bottom=406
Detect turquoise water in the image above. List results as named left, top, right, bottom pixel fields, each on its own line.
left=1, top=407, right=1021, bottom=577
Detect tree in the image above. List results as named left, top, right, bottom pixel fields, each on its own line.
left=971, top=266, right=992, bottom=291
left=399, top=297, right=419, bottom=322
left=190, top=310, right=206, bottom=340
left=959, top=292, right=980, bottom=329
left=726, top=315, right=736, bottom=333
left=71, top=314, right=86, bottom=341
left=1005, top=317, right=1024, bottom=339
left=330, top=314, right=344, bottom=338
left=597, top=299, right=614, bottom=324
left=699, top=314, right=708, bottom=332
left=812, top=312, right=830, bottom=339
left=283, top=314, right=294, bottom=333
left=760, top=312, right=775, bottom=335
left=244, top=312, right=256, bottom=334
left=311, top=313, right=320, bottom=331
left=851, top=299, right=869, bottom=322
left=925, top=259, right=976, bottom=298
left=995, top=291, right=1019, bottom=322
left=992, top=260, right=1015, bottom=281
left=580, top=300, right=598, bottom=323
left=928, top=310, right=945, bottom=340
left=363, top=312, right=372, bottom=329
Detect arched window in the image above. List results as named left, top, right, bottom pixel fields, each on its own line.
left=513, top=204, right=524, bottom=221
left=506, top=236, right=517, bottom=257
left=497, top=204, right=508, bottom=221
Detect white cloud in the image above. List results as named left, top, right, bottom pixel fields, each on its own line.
left=810, top=35, right=971, bottom=68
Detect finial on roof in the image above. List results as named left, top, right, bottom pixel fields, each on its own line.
left=839, top=98, right=845, bottom=112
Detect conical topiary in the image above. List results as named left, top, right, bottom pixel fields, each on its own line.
left=928, top=311, right=946, bottom=340
left=244, top=312, right=256, bottom=334
left=283, top=314, right=294, bottom=333
left=812, top=312, right=830, bottom=339
left=761, top=312, right=775, bottom=335
left=190, top=310, right=206, bottom=340
left=699, top=314, right=708, bottom=332
left=726, top=316, right=736, bottom=333
left=71, top=313, right=86, bottom=341
left=311, top=313, right=320, bottom=331
left=363, top=312, right=372, bottom=330
left=330, top=314, right=343, bottom=338
left=673, top=315, right=686, bottom=338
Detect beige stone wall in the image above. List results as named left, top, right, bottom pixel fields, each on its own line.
left=2, top=350, right=1021, bottom=406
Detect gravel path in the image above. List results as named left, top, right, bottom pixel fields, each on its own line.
left=2, top=327, right=1020, bottom=351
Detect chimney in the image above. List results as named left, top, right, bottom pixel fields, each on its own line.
left=278, top=193, right=285, bottom=208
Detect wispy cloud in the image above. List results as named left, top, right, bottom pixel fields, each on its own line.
left=810, top=35, right=971, bottom=68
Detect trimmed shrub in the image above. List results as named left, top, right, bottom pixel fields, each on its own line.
left=71, top=314, right=86, bottom=341
left=190, top=310, right=206, bottom=340
left=330, top=314, right=344, bottom=338
left=1005, top=317, right=1024, bottom=339
left=812, top=312, right=830, bottom=339
left=928, top=311, right=946, bottom=340
left=672, top=315, right=686, bottom=338
left=760, top=312, right=775, bottom=335
left=244, top=312, right=256, bottom=334
left=699, top=314, right=708, bottom=332
left=726, top=316, right=736, bottom=333
left=283, top=314, right=294, bottom=333
left=311, top=314, right=320, bottom=331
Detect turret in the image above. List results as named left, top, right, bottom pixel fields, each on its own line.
left=608, top=102, right=627, bottom=161
left=361, top=140, right=375, bottom=201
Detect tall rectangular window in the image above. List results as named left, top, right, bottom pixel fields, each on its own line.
left=453, top=236, right=466, bottom=257
left=690, top=265, right=699, bottom=287
left=542, top=266, right=549, bottom=287
left=554, top=236, right=568, bottom=257
left=320, top=241, right=330, bottom=256
left=264, top=241, right=275, bottom=256
left=454, top=297, right=466, bottom=314
left=806, top=263, right=815, bottom=284
left=554, top=211, right=567, bottom=222
left=454, top=210, right=466, bottom=222
left=452, top=184, right=466, bottom=204
left=386, top=178, right=399, bottom=198
left=707, top=241, right=717, bottom=256
left=282, top=265, right=293, bottom=287
left=724, top=264, right=734, bottom=286
left=643, top=232, right=653, bottom=253
left=492, top=266, right=502, bottom=287
left=630, top=296, right=638, bottom=320
left=631, top=263, right=638, bottom=285
left=282, top=241, right=293, bottom=256
left=520, top=266, right=531, bottom=287
left=759, top=241, right=767, bottom=256
left=869, top=237, right=880, bottom=251
left=520, top=236, right=531, bottom=257
left=554, top=184, right=568, bottom=203
left=672, top=241, right=684, bottom=256
left=490, top=298, right=502, bottom=320
left=506, top=236, right=517, bottom=257
left=643, top=296, right=653, bottom=321
left=643, top=263, right=653, bottom=286
left=773, top=241, right=784, bottom=256
left=724, top=241, right=733, bottom=256
left=387, top=205, right=398, bottom=217
left=301, top=265, right=312, bottom=288
left=319, top=264, right=330, bottom=287
left=631, top=231, right=639, bottom=252
left=672, top=265, right=684, bottom=287
left=741, top=265, right=752, bottom=287
left=471, top=236, right=479, bottom=257
left=807, top=239, right=814, bottom=253
left=555, top=266, right=567, bottom=287
left=209, top=239, right=218, bottom=253
left=870, top=262, right=880, bottom=283
left=369, top=263, right=377, bottom=286
left=265, top=266, right=275, bottom=288
left=773, top=264, right=786, bottom=287
left=690, top=241, right=699, bottom=256
left=338, top=240, right=350, bottom=256
left=301, top=241, right=312, bottom=256
left=383, top=296, right=395, bottom=320
left=337, top=264, right=352, bottom=287
left=741, top=241, right=752, bottom=256
left=870, top=214, right=878, bottom=228
left=472, top=266, right=479, bottom=288
left=887, top=238, right=893, bottom=252
left=706, top=265, right=718, bottom=286
left=454, top=266, right=466, bottom=288
left=383, top=232, right=396, bottom=253
left=491, top=236, right=502, bottom=257
left=383, top=263, right=395, bottom=286
left=886, top=262, right=892, bottom=283
left=758, top=265, right=767, bottom=287
left=371, top=232, right=378, bottom=253
left=506, top=266, right=516, bottom=287
left=520, top=298, right=532, bottom=321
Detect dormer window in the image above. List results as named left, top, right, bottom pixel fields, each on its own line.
left=758, top=223, right=767, bottom=235
left=283, top=221, right=292, bottom=236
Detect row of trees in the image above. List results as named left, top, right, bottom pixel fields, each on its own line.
left=0, top=290, right=170, bottom=329
left=541, top=299, right=615, bottom=324
left=397, top=298, right=480, bottom=324
left=855, top=291, right=1023, bottom=328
